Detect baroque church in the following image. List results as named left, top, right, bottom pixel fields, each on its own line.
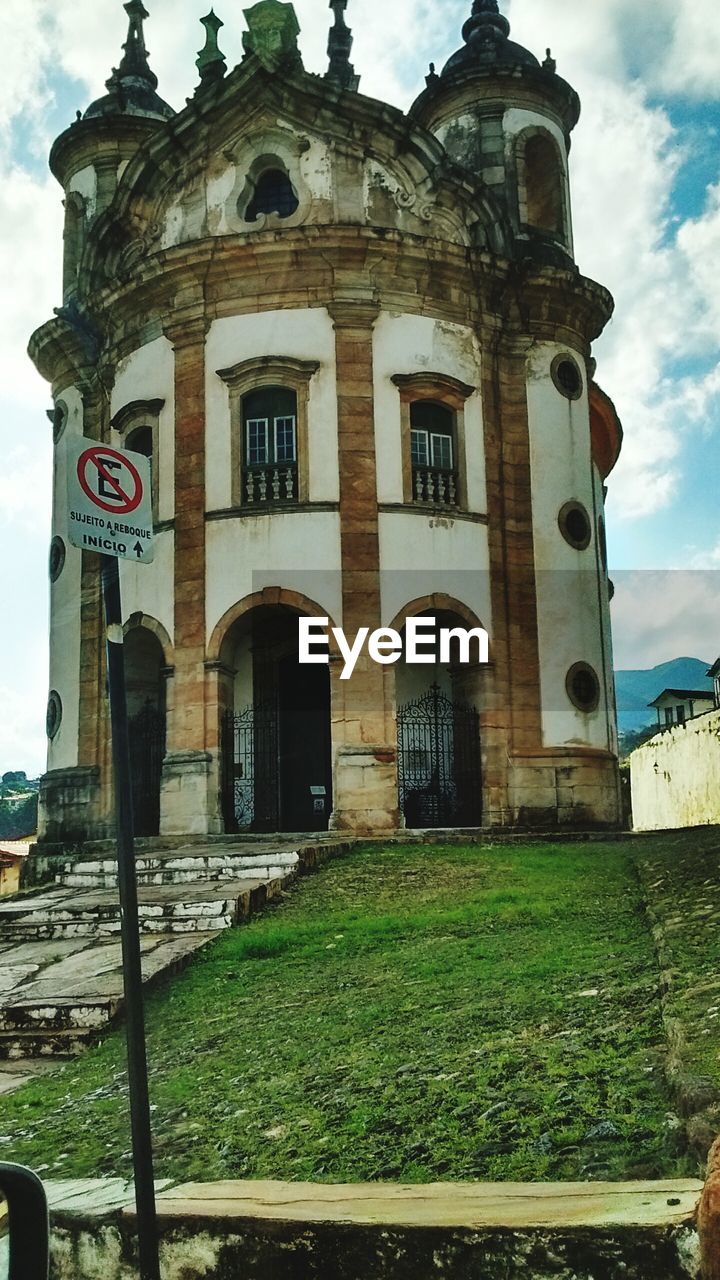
left=33, top=0, right=623, bottom=842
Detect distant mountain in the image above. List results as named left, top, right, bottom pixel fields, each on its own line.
left=615, top=657, right=714, bottom=736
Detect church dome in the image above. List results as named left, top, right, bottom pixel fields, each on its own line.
left=441, top=0, right=540, bottom=78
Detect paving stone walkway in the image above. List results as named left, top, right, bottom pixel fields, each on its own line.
left=0, top=839, right=342, bottom=1079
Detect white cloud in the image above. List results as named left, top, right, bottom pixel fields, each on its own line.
left=655, top=0, right=720, bottom=100
left=0, top=682, right=48, bottom=780
left=611, top=570, right=720, bottom=667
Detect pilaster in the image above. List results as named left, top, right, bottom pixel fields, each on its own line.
left=160, top=315, right=219, bottom=835
left=328, top=296, right=400, bottom=832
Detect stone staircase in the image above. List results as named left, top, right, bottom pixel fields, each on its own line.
left=0, top=839, right=344, bottom=1068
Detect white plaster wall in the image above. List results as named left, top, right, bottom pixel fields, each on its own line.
left=206, top=511, right=343, bottom=643
left=47, top=387, right=84, bottom=771
left=526, top=341, right=610, bottom=751
left=378, top=512, right=492, bottom=636
left=205, top=309, right=339, bottom=510
left=111, top=335, right=176, bottom=523
left=68, top=165, right=97, bottom=217
left=372, top=314, right=486, bottom=511
left=118, top=531, right=175, bottom=646
left=631, top=710, right=720, bottom=831
left=503, top=107, right=573, bottom=254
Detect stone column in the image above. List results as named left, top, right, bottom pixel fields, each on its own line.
left=160, top=316, right=218, bottom=835
left=328, top=298, right=400, bottom=832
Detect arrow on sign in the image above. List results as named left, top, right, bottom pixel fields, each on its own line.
left=134, top=542, right=144, bottom=559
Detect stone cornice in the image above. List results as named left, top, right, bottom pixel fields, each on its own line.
left=391, top=371, right=476, bottom=401
left=216, top=356, right=320, bottom=390
left=111, top=398, right=165, bottom=433
left=28, top=317, right=100, bottom=396
left=410, top=63, right=580, bottom=142
left=49, top=115, right=164, bottom=189
left=28, top=229, right=613, bottom=390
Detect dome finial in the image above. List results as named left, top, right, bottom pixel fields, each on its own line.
left=327, top=0, right=360, bottom=91
left=197, top=10, right=227, bottom=85
left=112, top=0, right=158, bottom=90
left=462, top=0, right=511, bottom=45
left=83, top=0, right=173, bottom=121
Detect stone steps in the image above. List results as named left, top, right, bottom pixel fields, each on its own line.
left=56, top=850, right=299, bottom=890
left=0, top=878, right=284, bottom=943
left=0, top=1026, right=96, bottom=1061
left=0, top=998, right=120, bottom=1032
left=0, top=839, right=349, bottom=1072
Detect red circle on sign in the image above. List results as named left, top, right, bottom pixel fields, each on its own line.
left=77, top=446, right=143, bottom=515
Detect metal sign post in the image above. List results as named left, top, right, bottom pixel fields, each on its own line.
left=67, top=441, right=160, bottom=1280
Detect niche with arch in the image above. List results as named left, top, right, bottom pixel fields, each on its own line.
left=516, top=128, right=569, bottom=244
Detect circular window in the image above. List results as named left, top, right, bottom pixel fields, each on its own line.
left=558, top=502, right=591, bottom=550
left=551, top=354, right=583, bottom=400
left=46, top=691, right=63, bottom=740
left=49, top=536, right=66, bottom=583
left=566, top=663, right=600, bottom=713
left=51, top=401, right=68, bottom=443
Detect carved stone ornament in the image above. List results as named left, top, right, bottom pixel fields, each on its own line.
left=242, top=1, right=302, bottom=70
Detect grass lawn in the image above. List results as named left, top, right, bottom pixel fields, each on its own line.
left=0, top=841, right=695, bottom=1184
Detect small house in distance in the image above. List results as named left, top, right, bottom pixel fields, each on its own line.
left=708, top=658, right=720, bottom=708
left=0, top=843, right=30, bottom=896
left=649, top=688, right=716, bottom=730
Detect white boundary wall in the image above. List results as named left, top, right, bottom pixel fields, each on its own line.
left=630, top=709, right=720, bottom=831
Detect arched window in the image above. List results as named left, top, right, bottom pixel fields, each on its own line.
left=242, top=386, right=298, bottom=504
left=126, top=425, right=153, bottom=459
left=523, top=134, right=564, bottom=235
left=246, top=169, right=299, bottom=221
left=111, top=399, right=165, bottom=520
left=410, top=400, right=457, bottom=506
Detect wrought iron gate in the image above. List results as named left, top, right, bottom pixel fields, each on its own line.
left=222, top=702, right=279, bottom=832
left=128, top=700, right=165, bottom=837
left=397, top=684, right=481, bottom=828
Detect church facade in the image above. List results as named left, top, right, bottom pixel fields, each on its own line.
left=33, top=0, right=623, bottom=842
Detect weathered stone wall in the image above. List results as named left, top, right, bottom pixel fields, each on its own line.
left=630, top=710, right=720, bottom=832
left=44, top=1177, right=702, bottom=1280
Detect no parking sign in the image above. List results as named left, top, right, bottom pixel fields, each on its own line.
left=66, top=440, right=154, bottom=563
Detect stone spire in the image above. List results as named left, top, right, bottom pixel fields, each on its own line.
left=326, top=0, right=360, bottom=92
left=84, top=0, right=174, bottom=119
left=197, top=10, right=227, bottom=85
left=111, top=0, right=158, bottom=92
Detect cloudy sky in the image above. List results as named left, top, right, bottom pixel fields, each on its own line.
left=0, top=0, right=718, bottom=776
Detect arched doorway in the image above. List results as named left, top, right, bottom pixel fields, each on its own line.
left=124, top=626, right=167, bottom=837
left=394, top=607, right=484, bottom=829
left=220, top=605, right=332, bottom=833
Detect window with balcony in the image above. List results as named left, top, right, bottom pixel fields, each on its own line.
left=242, top=387, right=298, bottom=505
left=216, top=356, right=320, bottom=511
left=391, top=372, right=475, bottom=512
left=410, top=401, right=457, bottom=506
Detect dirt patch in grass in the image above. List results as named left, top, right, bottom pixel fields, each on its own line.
left=0, top=841, right=693, bottom=1184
